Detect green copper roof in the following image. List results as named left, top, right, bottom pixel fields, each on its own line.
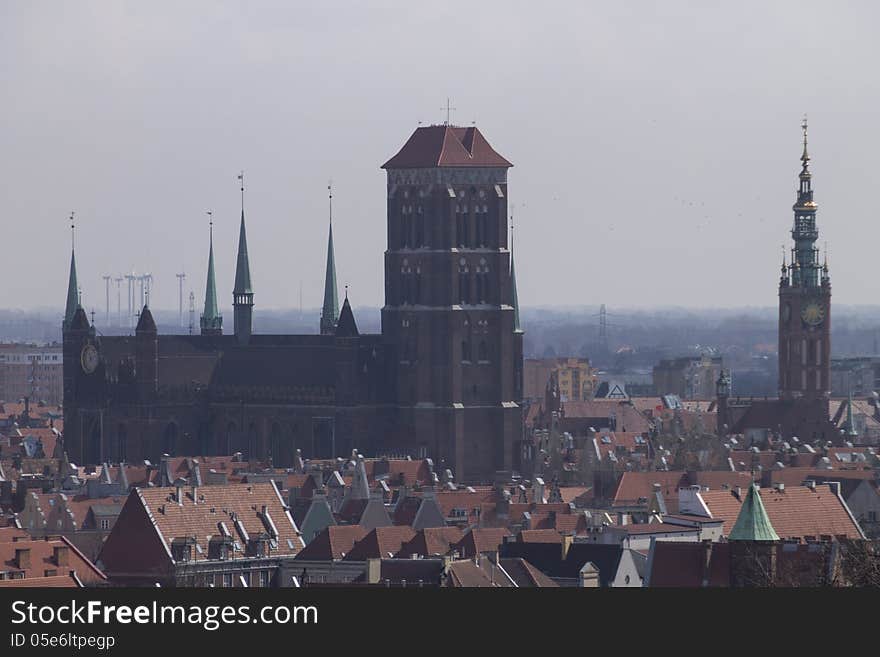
left=321, top=222, right=339, bottom=330
left=200, top=228, right=222, bottom=331
left=846, top=391, right=859, bottom=437
left=511, top=253, right=521, bottom=332
left=63, top=247, right=79, bottom=330
left=233, top=210, right=252, bottom=294
left=728, top=483, right=780, bottom=542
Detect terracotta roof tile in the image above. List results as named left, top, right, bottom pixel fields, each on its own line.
left=342, top=526, right=417, bottom=560
left=134, top=482, right=302, bottom=561
left=699, top=485, right=863, bottom=539
left=382, top=125, right=513, bottom=169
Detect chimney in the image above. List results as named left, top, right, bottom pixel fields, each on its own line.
left=15, top=547, right=31, bottom=570
left=53, top=545, right=69, bottom=568
left=366, top=558, right=381, bottom=585
left=175, top=480, right=184, bottom=506
left=561, top=534, right=573, bottom=560
left=804, top=479, right=816, bottom=491
left=678, top=485, right=711, bottom=517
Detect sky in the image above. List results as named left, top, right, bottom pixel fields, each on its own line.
left=2, top=1, right=879, bottom=319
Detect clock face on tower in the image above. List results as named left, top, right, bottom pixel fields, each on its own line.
left=80, top=344, right=99, bottom=374
left=801, top=300, right=825, bottom=326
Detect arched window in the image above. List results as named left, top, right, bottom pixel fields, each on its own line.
left=163, top=423, right=178, bottom=456
left=462, top=340, right=471, bottom=363
left=458, top=260, right=470, bottom=304
left=476, top=259, right=489, bottom=303
left=401, top=259, right=411, bottom=305
left=247, top=422, right=258, bottom=460
left=461, top=209, right=469, bottom=248
left=478, top=340, right=489, bottom=363
left=416, top=206, right=424, bottom=247
left=414, top=266, right=422, bottom=304
left=117, top=424, right=127, bottom=462
left=270, top=422, right=285, bottom=467
left=225, top=422, right=236, bottom=455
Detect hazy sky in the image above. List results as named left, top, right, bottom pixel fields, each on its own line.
left=3, top=2, right=879, bottom=319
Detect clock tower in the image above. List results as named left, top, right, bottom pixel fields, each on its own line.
left=778, top=118, right=831, bottom=403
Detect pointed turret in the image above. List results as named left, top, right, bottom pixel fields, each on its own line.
left=728, top=483, right=780, bottom=542
left=510, top=253, right=522, bottom=333
left=63, top=219, right=79, bottom=331
left=200, top=220, right=223, bottom=335
left=233, top=175, right=254, bottom=345
left=320, top=187, right=339, bottom=335
left=335, top=293, right=359, bottom=338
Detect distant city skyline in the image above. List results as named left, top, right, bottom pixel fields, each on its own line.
left=3, top=2, right=879, bottom=314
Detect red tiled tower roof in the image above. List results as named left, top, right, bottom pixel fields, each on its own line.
left=382, top=125, right=513, bottom=169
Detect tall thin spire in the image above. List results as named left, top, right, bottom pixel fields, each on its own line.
left=510, top=216, right=522, bottom=333
left=63, top=212, right=79, bottom=330
left=233, top=172, right=254, bottom=344
left=320, top=182, right=339, bottom=335
left=233, top=171, right=253, bottom=295
left=200, top=212, right=222, bottom=335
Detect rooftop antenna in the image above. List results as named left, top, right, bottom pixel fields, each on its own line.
left=176, top=271, right=187, bottom=328
left=441, top=98, right=456, bottom=126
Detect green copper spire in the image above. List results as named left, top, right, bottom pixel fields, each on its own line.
left=200, top=216, right=222, bottom=335
left=233, top=209, right=252, bottom=295
left=63, top=214, right=81, bottom=331
left=728, top=483, right=780, bottom=542
left=846, top=390, right=859, bottom=437
left=320, top=185, right=339, bottom=335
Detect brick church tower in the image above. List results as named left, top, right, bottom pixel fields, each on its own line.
left=778, top=118, right=831, bottom=407
left=381, top=124, right=524, bottom=482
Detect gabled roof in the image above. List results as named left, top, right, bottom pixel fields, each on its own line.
left=342, top=526, right=417, bottom=560
left=699, top=485, right=863, bottom=540
left=382, top=125, right=513, bottom=169
left=295, top=525, right=367, bottom=561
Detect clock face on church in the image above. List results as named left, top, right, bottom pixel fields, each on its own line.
left=80, top=344, right=99, bottom=374
left=801, top=301, right=825, bottom=326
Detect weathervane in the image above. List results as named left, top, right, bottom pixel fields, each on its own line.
left=237, top=170, right=245, bottom=213
left=328, top=180, right=333, bottom=225
left=70, top=211, right=75, bottom=250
